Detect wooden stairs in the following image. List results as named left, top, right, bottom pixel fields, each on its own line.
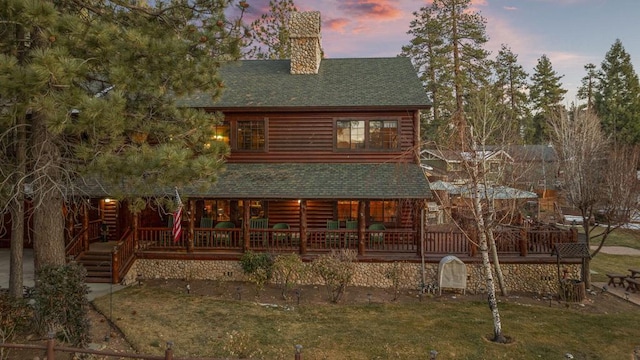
left=76, top=251, right=113, bottom=283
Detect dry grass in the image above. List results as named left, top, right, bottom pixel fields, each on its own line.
left=93, top=283, right=640, bottom=360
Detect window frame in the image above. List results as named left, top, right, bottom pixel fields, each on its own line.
left=234, top=118, right=267, bottom=152
left=334, top=117, right=400, bottom=151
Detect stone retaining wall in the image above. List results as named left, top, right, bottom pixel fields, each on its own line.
left=125, top=258, right=581, bottom=294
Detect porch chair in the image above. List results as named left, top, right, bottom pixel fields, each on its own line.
left=326, top=220, right=340, bottom=247
left=368, top=223, right=386, bottom=248
left=345, top=220, right=358, bottom=247
left=213, top=221, right=235, bottom=247
left=272, top=223, right=290, bottom=246
left=197, top=217, right=214, bottom=246
left=161, top=216, right=174, bottom=245
left=250, top=218, right=269, bottom=246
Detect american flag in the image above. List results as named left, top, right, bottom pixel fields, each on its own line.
left=172, top=188, right=183, bottom=243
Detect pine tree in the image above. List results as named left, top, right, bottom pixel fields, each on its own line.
left=577, top=63, right=598, bottom=112
left=244, top=0, right=298, bottom=60
left=594, top=39, right=640, bottom=145
left=401, top=5, right=453, bottom=143
left=527, top=54, right=567, bottom=144
left=401, top=0, right=490, bottom=145
left=0, top=0, right=246, bottom=291
left=492, top=44, right=530, bottom=142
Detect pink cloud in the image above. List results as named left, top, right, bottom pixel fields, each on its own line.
left=324, top=18, right=350, bottom=33
left=504, top=6, right=517, bottom=11
left=337, top=0, right=402, bottom=20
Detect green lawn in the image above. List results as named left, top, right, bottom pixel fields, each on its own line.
left=93, top=285, right=640, bottom=360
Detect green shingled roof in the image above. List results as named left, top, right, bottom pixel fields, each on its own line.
left=81, top=163, right=432, bottom=200
left=196, top=163, right=431, bottom=199
left=179, top=57, right=431, bottom=109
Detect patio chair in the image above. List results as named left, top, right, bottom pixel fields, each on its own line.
left=326, top=220, right=340, bottom=247
left=213, top=221, right=235, bottom=246
left=197, top=217, right=214, bottom=246
left=368, top=223, right=386, bottom=248
left=345, top=220, right=358, bottom=247
left=250, top=218, right=269, bottom=246
left=272, top=223, right=290, bottom=245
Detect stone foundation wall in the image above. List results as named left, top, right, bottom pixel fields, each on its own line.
left=128, top=259, right=581, bottom=294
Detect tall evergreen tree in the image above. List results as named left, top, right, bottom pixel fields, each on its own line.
left=0, top=0, right=246, bottom=294
left=594, top=39, right=640, bottom=145
left=401, top=0, right=490, bottom=146
left=492, top=44, right=530, bottom=143
left=527, top=54, right=567, bottom=144
left=577, top=63, right=598, bottom=112
left=243, top=0, right=297, bottom=60
left=401, top=5, right=453, bottom=143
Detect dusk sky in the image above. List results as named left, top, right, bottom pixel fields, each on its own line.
left=243, top=0, right=640, bottom=104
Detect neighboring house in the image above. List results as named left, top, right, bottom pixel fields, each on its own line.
left=420, top=148, right=513, bottom=185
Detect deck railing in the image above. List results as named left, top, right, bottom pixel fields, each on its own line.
left=136, top=225, right=576, bottom=257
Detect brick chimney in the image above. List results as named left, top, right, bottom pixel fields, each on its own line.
left=289, top=11, right=322, bottom=75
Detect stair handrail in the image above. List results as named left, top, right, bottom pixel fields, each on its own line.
left=111, top=227, right=134, bottom=284
left=65, top=227, right=88, bottom=260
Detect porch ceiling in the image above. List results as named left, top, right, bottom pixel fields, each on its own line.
left=187, top=163, right=431, bottom=200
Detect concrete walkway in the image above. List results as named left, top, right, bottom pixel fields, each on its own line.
left=0, top=249, right=126, bottom=301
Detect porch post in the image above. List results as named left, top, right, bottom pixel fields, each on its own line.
left=133, top=212, right=139, bottom=250
left=357, top=200, right=365, bottom=256
left=243, top=200, right=250, bottom=251
left=82, top=201, right=89, bottom=251
left=299, top=200, right=307, bottom=255
left=187, top=199, right=195, bottom=253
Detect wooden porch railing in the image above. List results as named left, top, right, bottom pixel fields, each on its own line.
left=112, top=227, right=134, bottom=284
left=135, top=225, right=577, bottom=258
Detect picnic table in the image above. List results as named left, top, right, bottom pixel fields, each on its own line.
left=625, top=269, right=640, bottom=293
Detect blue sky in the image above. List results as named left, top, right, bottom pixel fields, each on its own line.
left=243, top=0, right=640, bottom=104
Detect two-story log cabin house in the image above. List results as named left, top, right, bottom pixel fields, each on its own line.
left=57, top=12, right=579, bottom=288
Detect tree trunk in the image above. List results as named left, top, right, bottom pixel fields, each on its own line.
left=33, top=196, right=67, bottom=270
left=487, top=229, right=508, bottom=297
left=485, top=204, right=508, bottom=296
left=31, top=114, right=67, bottom=271
left=8, top=15, right=28, bottom=299
left=9, top=203, right=24, bottom=298
left=473, top=192, right=507, bottom=343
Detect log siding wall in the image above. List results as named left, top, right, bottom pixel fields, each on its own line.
left=224, top=111, right=418, bottom=164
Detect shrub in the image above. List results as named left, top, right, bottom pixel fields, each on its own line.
left=272, top=253, right=304, bottom=300
left=0, top=293, right=32, bottom=360
left=312, top=249, right=357, bottom=303
left=384, top=262, right=407, bottom=301
left=240, top=251, right=274, bottom=293
left=32, top=263, right=90, bottom=347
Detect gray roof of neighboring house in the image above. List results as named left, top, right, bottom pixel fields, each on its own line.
left=178, top=57, right=431, bottom=110
left=81, top=163, right=432, bottom=200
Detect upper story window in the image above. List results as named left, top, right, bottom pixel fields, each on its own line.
left=237, top=120, right=265, bottom=151
left=337, top=120, right=365, bottom=149
left=336, top=119, right=398, bottom=151
left=370, top=120, right=398, bottom=149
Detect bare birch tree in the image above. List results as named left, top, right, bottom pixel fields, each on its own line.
left=548, top=108, right=639, bottom=288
